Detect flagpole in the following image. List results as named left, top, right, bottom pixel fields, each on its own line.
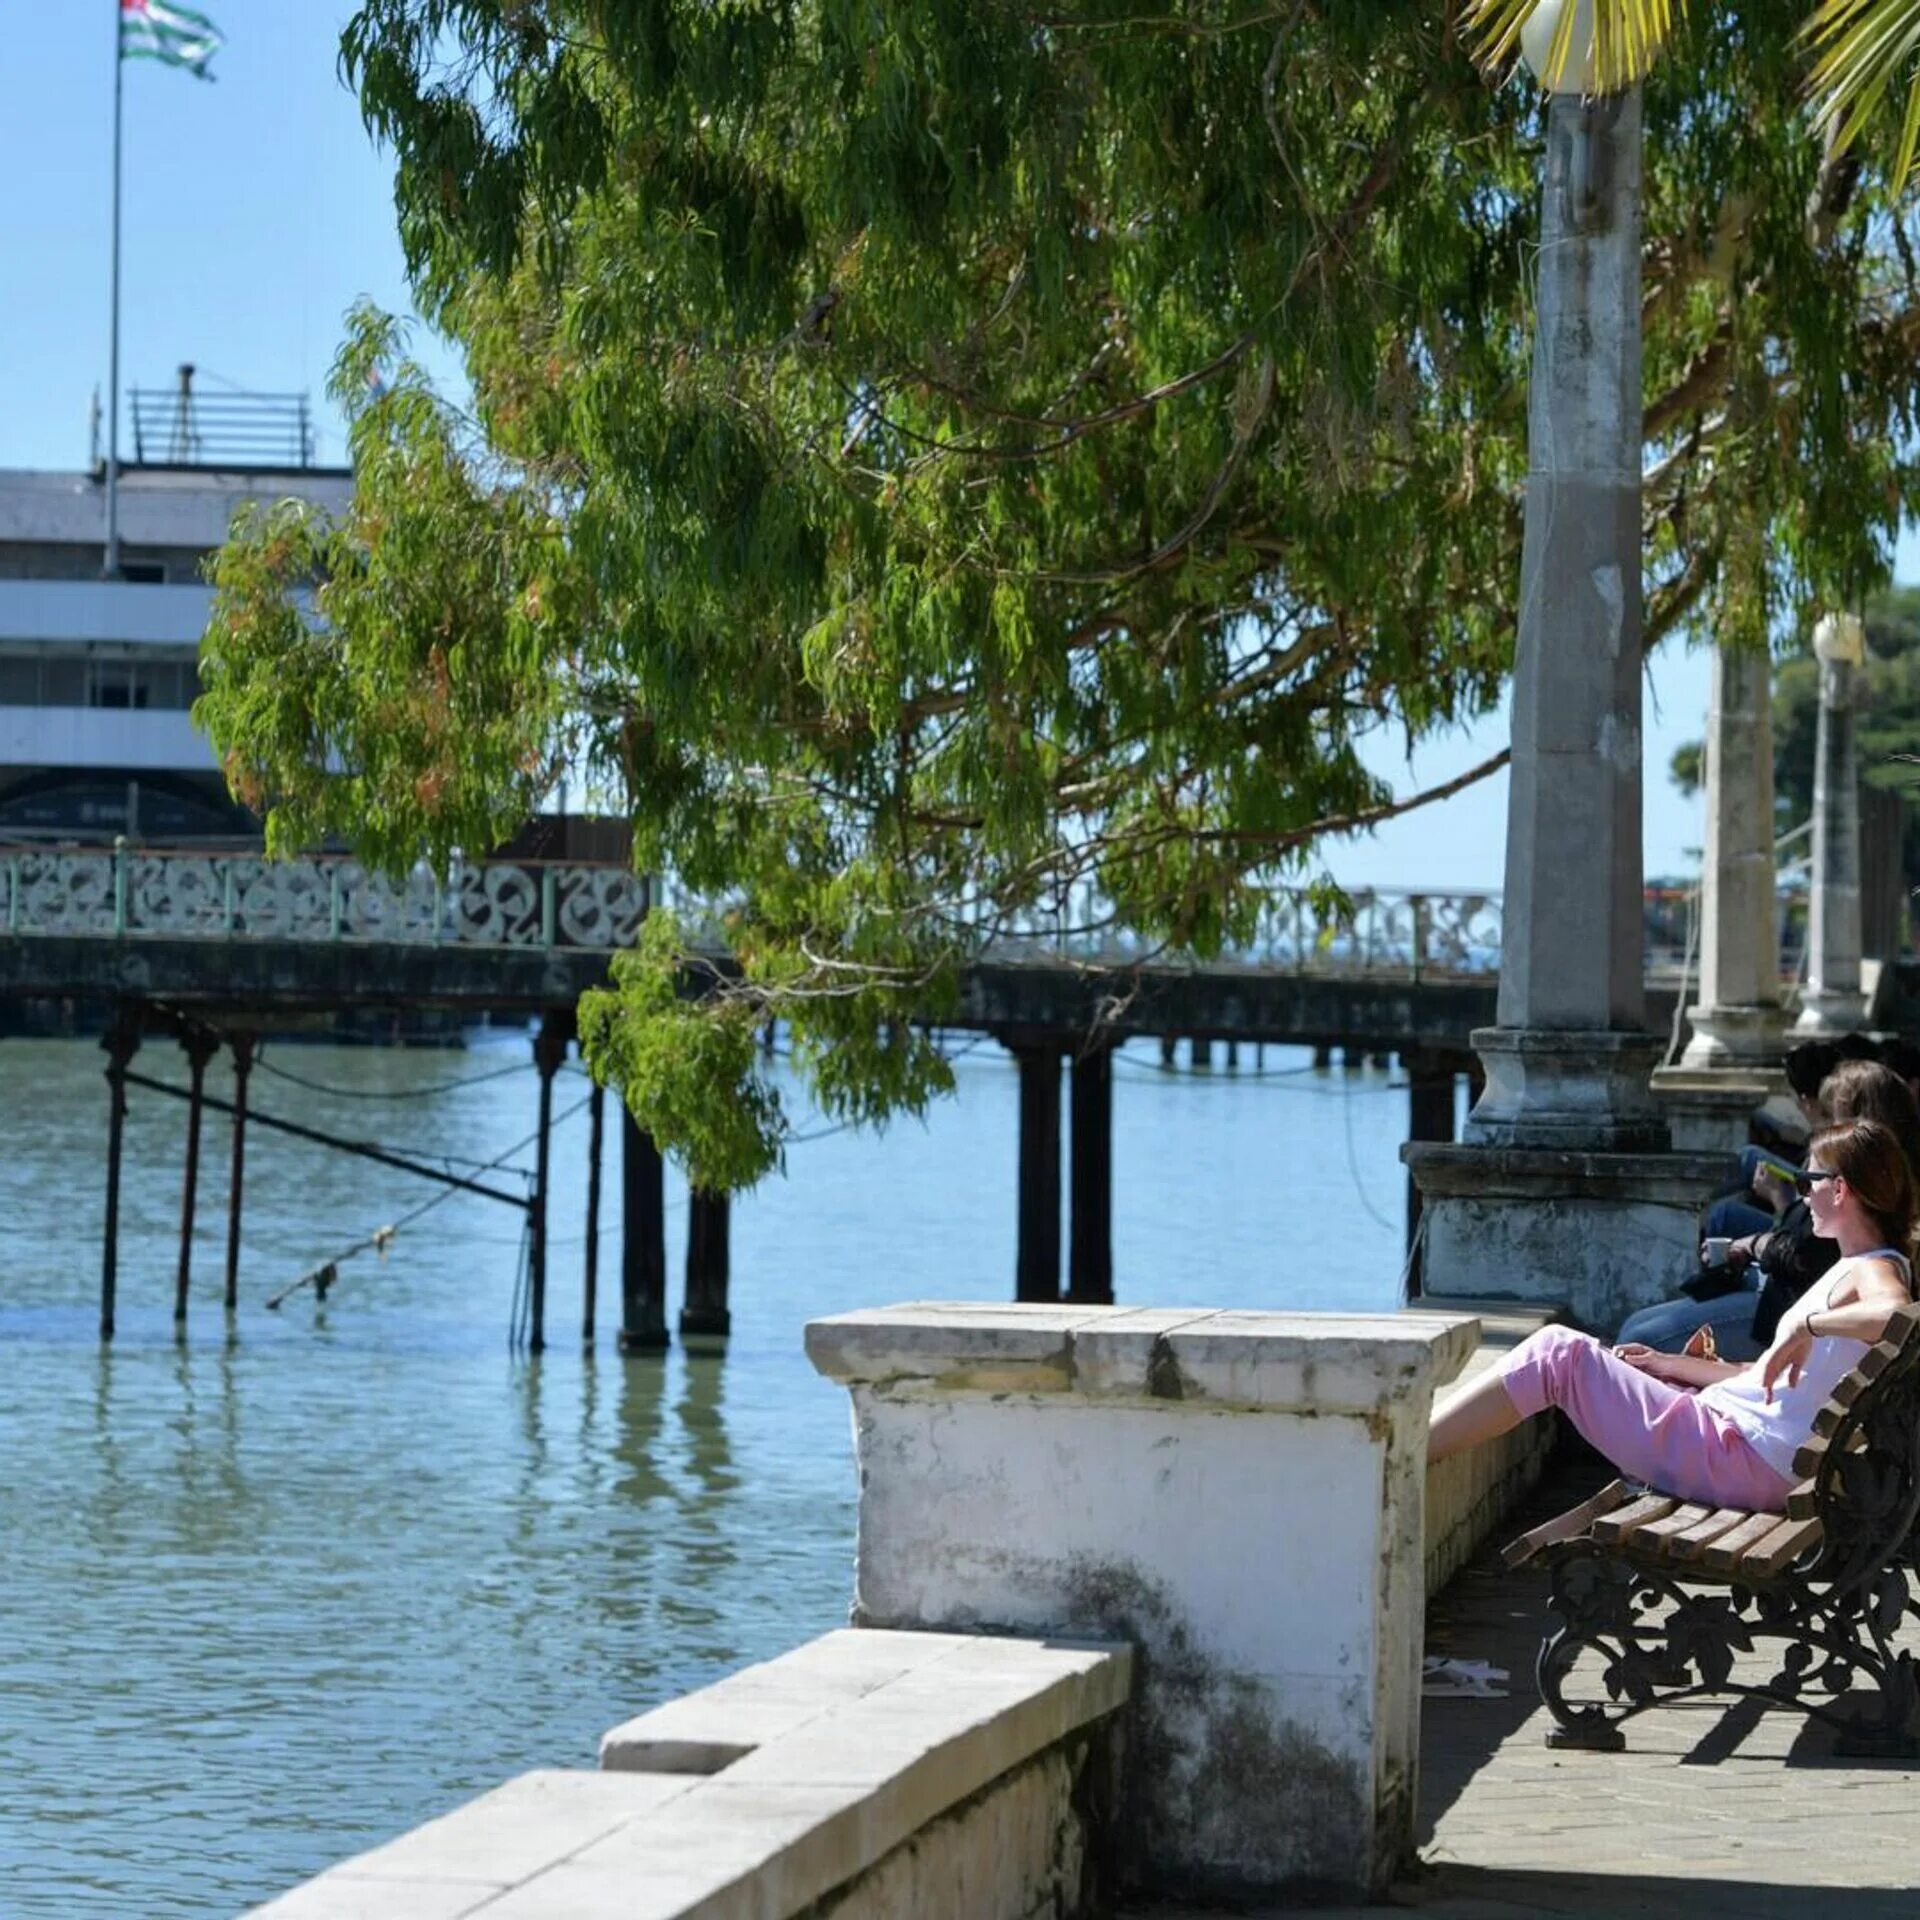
left=104, top=5, right=124, bottom=579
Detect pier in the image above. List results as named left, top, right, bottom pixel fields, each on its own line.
left=0, top=842, right=1720, bottom=1343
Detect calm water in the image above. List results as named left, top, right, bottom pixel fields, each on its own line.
left=0, top=1033, right=1416, bottom=1916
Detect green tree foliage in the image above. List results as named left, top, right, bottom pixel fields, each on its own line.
left=199, top=2, right=1920, bottom=1187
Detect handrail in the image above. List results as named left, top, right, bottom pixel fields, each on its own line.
left=0, top=846, right=1814, bottom=981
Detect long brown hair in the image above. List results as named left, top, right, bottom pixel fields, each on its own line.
left=1807, top=1117, right=1918, bottom=1253
left=1819, top=1060, right=1920, bottom=1188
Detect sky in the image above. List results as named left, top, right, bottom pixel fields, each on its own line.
left=1, top=6, right=1909, bottom=896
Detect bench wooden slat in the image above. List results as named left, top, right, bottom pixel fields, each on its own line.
left=1631, top=1502, right=1713, bottom=1556
left=1790, top=1433, right=1829, bottom=1479
left=1590, top=1493, right=1677, bottom=1544
left=1665, top=1507, right=1753, bottom=1560
left=1737, top=1515, right=1822, bottom=1579
left=1502, top=1479, right=1628, bottom=1568
left=1700, top=1510, right=1782, bottom=1572
left=1787, top=1477, right=1821, bottom=1522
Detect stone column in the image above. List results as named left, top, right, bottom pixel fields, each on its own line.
left=1651, top=643, right=1785, bottom=1149
left=1405, top=86, right=1729, bottom=1325
left=1796, top=611, right=1869, bottom=1035
left=806, top=1302, right=1478, bottom=1902
left=1464, top=87, right=1666, bottom=1152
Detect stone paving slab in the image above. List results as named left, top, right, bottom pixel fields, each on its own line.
left=1130, top=1451, right=1920, bottom=1918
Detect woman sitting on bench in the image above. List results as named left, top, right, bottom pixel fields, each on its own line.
left=1430, top=1119, right=1915, bottom=1513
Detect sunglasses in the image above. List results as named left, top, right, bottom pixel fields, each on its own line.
left=1792, top=1166, right=1841, bottom=1195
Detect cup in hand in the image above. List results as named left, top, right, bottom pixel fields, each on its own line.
left=1701, top=1235, right=1733, bottom=1269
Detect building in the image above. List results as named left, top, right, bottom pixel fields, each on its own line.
left=0, top=390, right=351, bottom=843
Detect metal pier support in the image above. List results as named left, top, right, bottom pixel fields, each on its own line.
left=100, top=1012, right=141, bottom=1343
left=174, top=1027, right=218, bottom=1327
left=583, top=1081, right=604, bottom=1345
left=224, top=1034, right=255, bottom=1315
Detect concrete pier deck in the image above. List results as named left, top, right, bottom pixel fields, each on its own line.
left=1132, top=1456, right=1920, bottom=1918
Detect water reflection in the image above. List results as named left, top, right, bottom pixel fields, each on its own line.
left=2, top=1032, right=1415, bottom=1916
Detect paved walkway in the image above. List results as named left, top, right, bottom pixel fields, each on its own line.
left=1134, top=1454, right=1920, bottom=1918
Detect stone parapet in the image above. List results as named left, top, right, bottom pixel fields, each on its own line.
left=1413, top=1299, right=1564, bottom=1595
left=805, top=1301, right=1478, bottom=1904
left=1406, top=1143, right=1726, bottom=1332
left=248, top=1629, right=1131, bottom=1920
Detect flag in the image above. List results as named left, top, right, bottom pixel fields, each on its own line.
left=119, top=0, right=224, bottom=79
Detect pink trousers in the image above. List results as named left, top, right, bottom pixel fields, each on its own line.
left=1501, top=1326, right=1795, bottom=1512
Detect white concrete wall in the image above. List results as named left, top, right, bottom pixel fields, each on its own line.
left=807, top=1303, right=1478, bottom=1904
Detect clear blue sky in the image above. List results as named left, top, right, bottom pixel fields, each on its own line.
left=2, top=6, right=1907, bottom=892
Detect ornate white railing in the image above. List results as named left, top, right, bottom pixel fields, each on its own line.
left=4, top=845, right=1794, bottom=986
left=0, top=846, right=650, bottom=952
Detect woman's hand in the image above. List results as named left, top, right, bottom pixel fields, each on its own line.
left=1614, top=1344, right=1716, bottom=1386
left=1759, top=1325, right=1814, bottom=1404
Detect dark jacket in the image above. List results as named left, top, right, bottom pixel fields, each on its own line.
left=1748, top=1199, right=1840, bottom=1348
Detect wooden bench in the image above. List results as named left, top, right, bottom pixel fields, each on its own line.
left=1503, top=1302, right=1920, bottom=1753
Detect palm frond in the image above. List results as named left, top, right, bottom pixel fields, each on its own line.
left=1460, top=0, right=1680, bottom=93
left=1805, top=0, right=1920, bottom=195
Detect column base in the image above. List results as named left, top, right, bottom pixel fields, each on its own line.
left=1650, top=1062, right=1783, bottom=1155
left=1462, top=1028, right=1669, bottom=1152
left=1794, top=988, right=1871, bottom=1036
left=617, top=1328, right=670, bottom=1356
left=1678, top=1002, right=1787, bottom=1072
left=1405, top=1141, right=1726, bottom=1331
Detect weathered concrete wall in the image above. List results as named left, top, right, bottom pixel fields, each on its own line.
left=1418, top=1304, right=1563, bottom=1595
left=1407, top=1143, right=1728, bottom=1332
left=806, top=1303, right=1478, bottom=1905
left=811, top=1733, right=1115, bottom=1920
left=252, top=1630, right=1131, bottom=1919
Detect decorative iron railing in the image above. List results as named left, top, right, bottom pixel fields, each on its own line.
left=0, top=847, right=649, bottom=952
left=0, top=845, right=1807, bottom=985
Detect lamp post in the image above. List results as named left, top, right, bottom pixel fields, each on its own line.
left=1796, top=611, right=1869, bottom=1035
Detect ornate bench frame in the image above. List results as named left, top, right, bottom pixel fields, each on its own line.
left=1504, top=1303, right=1920, bottom=1754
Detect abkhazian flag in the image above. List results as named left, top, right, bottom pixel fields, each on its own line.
left=119, top=0, right=224, bottom=79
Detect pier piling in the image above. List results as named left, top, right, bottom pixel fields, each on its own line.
left=618, top=1108, right=669, bottom=1353
left=528, top=1012, right=573, bottom=1355
left=99, top=1012, right=141, bottom=1343
left=1009, top=1037, right=1063, bottom=1302
left=583, top=1080, right=604, bottom=1345
left=1403, top=1052, right=1460, bottom=1298
left=1067, top=1043, right=1114, bottom=1305
left=224, top=1034, right=254, bottom=1314
left=174, top=1026, right=218, bottom=1326
left=681, top=1189, right=732, bottom=1345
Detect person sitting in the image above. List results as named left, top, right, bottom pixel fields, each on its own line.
left=1701, top=1038, right=1837, bottom=1242
left=1431, top=1118, right=1915, bottom=1512
left=1614, top=1059, right=1919, bottom=1362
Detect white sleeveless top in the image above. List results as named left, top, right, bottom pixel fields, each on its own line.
left=1697, top=1249, right=1914, bottom=1479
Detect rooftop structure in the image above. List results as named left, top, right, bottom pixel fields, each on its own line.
left=0, top=410, right=352, bottom=843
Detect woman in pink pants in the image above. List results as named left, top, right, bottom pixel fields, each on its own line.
left=1429, top=1119, right=1916, bottom=1512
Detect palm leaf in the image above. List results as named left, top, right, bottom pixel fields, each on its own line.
left=1805, top=0, right=1920, bottom=194
left=1461, top=0, right=1681, bottom=93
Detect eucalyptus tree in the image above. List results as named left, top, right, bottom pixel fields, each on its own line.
left=198, top=2, right=1920, bottom=1186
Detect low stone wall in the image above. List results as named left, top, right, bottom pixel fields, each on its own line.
left=1418, top=1301, right=1564, bottom=1595
left=247, top=1629, right=1130, bottom=1920
left=806, top=1302, right=1479, bottom=1905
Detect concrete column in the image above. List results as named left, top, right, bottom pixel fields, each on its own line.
left=1651, top=644, right=1785, bottom=1148
left=1796, top=612, right=1869, bottom=1035
left=1464, top=87, right=1666, bottom=1151
left=806, top=1302, right=1479, bottom=1901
